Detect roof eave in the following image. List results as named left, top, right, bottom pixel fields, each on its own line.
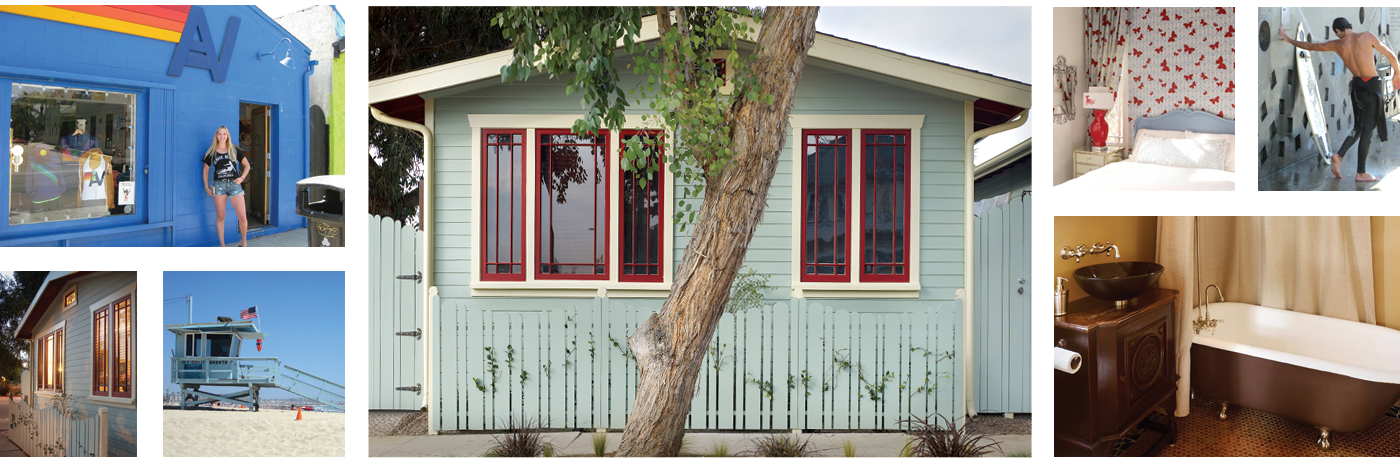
left=369, top=12, right=1030, bottom=108
left=13, top=271, right=80, bottom=340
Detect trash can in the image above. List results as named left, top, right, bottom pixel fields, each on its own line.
left=296, top=175, right=345, bottom=247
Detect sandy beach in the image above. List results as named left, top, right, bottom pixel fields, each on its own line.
left=164, top=408, right=344, bottom=457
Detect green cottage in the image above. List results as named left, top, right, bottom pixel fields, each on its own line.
left=369, top=13, right=1030, bottom=434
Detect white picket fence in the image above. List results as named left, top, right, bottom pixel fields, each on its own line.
left=8, top=399, right=108, bottom=457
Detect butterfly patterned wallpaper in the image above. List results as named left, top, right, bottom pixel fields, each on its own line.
left=1124, top=7, right=1236, bottom=133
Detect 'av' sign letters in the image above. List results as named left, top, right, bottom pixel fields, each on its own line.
left=168, top=6, right=241, bottom=83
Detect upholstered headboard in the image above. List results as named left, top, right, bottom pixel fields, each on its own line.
left=1134, top=109, right=1235, bottom=135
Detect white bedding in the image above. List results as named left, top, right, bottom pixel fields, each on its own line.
left=1057, top=160, right=1235, bottom=191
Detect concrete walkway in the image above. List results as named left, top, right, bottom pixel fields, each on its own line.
left=246, top=227, right=309, bottom=247
left=1, top=397, right=29, bottom=457
left=370, top=431, right=1030, bottom=457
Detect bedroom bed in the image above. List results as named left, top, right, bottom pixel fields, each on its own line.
left=1058, top=109, right=1236, bottom=191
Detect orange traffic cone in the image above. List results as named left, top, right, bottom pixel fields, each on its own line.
left=296, top=407, right=303, bottom=421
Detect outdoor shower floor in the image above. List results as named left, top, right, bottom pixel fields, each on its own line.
left=1260, top=129, right=1400, bottom=191
left=1113, top=397, right=1400, bottom=457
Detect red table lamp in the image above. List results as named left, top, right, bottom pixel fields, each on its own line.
left=1082, top=86, right=1114, bottom=150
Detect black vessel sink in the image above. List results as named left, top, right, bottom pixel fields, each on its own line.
left=1073, top=261, right=1164, bottom=303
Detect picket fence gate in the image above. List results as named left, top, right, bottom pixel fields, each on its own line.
left=431, top=296, right=962, bottom=432
left=972, top=192, right=1032, bottom=414
left=368, top=215, right=424, bottom=411
left=8, top=399, right=108, bottom=457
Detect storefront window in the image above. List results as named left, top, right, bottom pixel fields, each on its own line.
left=9, top=83, right=137, bottom=225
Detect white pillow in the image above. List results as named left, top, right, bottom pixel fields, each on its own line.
left=1129, top=128, right=1189, bottom=161
left=1131, top=133, right=1230, bottom=170
left=1185, top=131, right=1236, bottom=172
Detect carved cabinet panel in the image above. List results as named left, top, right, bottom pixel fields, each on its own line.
left=1054, top=288, right=1178, bottom=456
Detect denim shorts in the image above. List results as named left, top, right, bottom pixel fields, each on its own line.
left=212, top=180, right=244, bottom=196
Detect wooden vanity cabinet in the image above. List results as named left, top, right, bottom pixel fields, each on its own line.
left=1053, top=288, right=1178, bottom=456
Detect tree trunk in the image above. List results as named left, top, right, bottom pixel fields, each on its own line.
left=615, top=6, right=820, bottom=457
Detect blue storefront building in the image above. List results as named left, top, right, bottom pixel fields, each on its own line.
left=1, top=5, right=315, bottom=246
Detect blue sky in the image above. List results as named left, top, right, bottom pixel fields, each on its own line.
left=162, top=271, right=344, bottom=399
left=816, top=7, right=1033, bottom=164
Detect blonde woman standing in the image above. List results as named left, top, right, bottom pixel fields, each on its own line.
left=202, top=126, right=251, bottom=247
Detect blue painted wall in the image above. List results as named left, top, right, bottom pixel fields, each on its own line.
left=0, top=6, right=313, bottom=246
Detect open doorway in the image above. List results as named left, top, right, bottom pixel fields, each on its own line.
left=239, top=102, right=273, bottom=228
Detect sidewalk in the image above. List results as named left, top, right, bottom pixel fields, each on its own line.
left=370, top=431, right=1031, bottom=457
left=1, top=397, right=29, bottom=457
left=247, top=227, right=308, bottom=247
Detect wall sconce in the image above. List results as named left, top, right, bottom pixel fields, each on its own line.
left=10, top=144, right=23, bottom=173
left=258, top=38, right=294, bottom=69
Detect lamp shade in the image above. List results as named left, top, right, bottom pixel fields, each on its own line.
left=1082, top=86, right=1114, bottom=110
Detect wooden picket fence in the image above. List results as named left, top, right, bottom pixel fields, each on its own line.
left=432, top=296, right=962, bottom=432
left=972, top=192, right=1032, bottom=414
left=8, top=398, right=108, bottom=457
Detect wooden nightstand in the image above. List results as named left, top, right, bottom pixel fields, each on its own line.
left=1073, top=146, right=1124, bottom=178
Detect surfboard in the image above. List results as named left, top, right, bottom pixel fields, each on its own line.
left=1296, top=23, right=1333, bottom=164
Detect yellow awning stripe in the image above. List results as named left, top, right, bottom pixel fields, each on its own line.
left=0, top=5, right=182, bottom=43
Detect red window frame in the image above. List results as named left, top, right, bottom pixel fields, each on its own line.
left=481, top=129, right=527, bottom=281
left=800, top=129, right=853, bottom=282
left=93, top=305, right=108, bottom=396
left=535, top=129, right=610, bottom=280
left=859, top=130, right=912, bottom=283
left=618, top=130, right=665, bottom=283
left=112, top=294, right=132, bottom=398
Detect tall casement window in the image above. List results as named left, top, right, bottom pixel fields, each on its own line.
left=860, top=130, right=911, bottom=282
left=537, top=130, right=609, bottom=280
left=619, top=130, right=665, bottom=282
left=801, top=130, right=852, bottom=282
left=92, top=294, right=133, bottom=398
left=481, top=130, right=527, bottom=281
left=36, top=326, right=63, bottom=392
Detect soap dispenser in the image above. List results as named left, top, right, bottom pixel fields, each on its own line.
left=1054, top=277, right=1069, bottom=316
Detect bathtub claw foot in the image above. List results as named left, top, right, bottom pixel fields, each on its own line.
left=1317, top=427, right=1331, bottom=450
left=1218, top=402, right=1229, bottom=420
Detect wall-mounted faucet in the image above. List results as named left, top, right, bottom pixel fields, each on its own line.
left=1194, top=284, right=1225, bottom=334
left=1059, top=241, right=1122, bottom=263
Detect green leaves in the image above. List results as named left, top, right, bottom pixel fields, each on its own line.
left=497, top=8, right=777, bottom=230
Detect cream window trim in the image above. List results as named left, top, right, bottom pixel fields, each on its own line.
left=467, top=114, right=676, bottom=297
left=711, top=50, right=735, bottom=95
left=788, top=114, right=924, bottom=298
left=35, top=319, right=65, bottom=393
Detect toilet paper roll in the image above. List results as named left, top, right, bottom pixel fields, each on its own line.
left=1054, top=347, right=1082, bottom=374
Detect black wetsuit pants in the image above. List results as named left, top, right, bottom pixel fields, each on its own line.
left=1336, top=76, right=1386, bottom=173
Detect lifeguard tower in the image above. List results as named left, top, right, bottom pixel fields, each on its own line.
left=167, top=318, right=344, bottom=412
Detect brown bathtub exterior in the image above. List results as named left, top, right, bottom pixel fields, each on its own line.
left=1191, top=344, right=1400, bottom=433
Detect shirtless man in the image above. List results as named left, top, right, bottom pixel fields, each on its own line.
left=1280, top=18, right=1400, bottom=182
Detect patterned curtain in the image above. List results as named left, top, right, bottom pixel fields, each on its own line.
left=1084, top=8, right=1126, bottom=95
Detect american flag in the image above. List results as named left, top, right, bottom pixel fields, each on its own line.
left=240, top=306, right=258, bottom=320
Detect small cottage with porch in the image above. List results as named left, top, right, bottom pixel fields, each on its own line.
left=10, top=271, right=136, bottom=456
left=368, top=12, right=1030, bottom=434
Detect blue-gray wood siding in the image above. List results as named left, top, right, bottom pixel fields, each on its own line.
left=25, top=271, right=137, bottom=457
left=428, top=56, right=969, bottom=302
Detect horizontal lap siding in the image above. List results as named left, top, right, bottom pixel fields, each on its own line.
left=431, top=60, right=966, bottom=302
left=428, top=58, right=968, bottom=431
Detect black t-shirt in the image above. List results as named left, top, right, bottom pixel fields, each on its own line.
left=203, top=149, right=243, bottom=181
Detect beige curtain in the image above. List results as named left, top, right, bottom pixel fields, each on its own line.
left=1156, top=216, right=1376, bottom=416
